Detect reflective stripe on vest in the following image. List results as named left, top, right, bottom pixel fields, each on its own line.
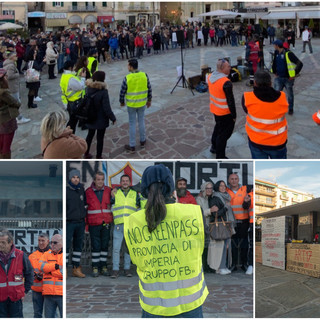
left=87, top=57, right=98, bottom=76
left=244, top=91, right=288, bottom=146
left=60, top=73, right=83, bottom=103
left=43, top=280, right=63, bottom=286
left=124, top=203, right=209, bottom=316
left=227, top=186, right=249, bottom=220
left=285, top=51, right=295, bottom=77
left=87, top=209, right=112, bottom=214
left=0, top=282, right=6, bottom=287
left=125, top=72, right=148, bottom=108
left=208, top=76, right=231, bottom=116
left=112, top=189, right=137, bottom=225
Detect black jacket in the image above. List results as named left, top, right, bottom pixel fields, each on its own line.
left=208, top=196, right=227, bottom=222
left=272, top=49, right=303, bottom=78
left=66, top=183, right=87, bottom=222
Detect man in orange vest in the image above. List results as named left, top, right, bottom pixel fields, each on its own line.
left=0, top=229, right=33, bottom=318
left=242, top=70, right=289, bottom=159
left=246, top=190, right=254, bottom=276
left=226, top=173, right=251, bottom=272
left=86, top=171, right=113, bottom=278
left=39, top=234, right=63, bottom=318
left=29, top=233, right=50, bottom=318
left=207, top=59, right=236, bottom=159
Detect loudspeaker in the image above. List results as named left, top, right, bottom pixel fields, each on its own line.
left=176, top=30, right=185, bottom=45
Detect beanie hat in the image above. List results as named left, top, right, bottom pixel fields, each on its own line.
left=69, top=169, right=80, bottom=180
left=141, top=164, right=174, bottom=198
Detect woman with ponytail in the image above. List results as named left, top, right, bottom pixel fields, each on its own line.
left=124, top=164, right=208, bottom=318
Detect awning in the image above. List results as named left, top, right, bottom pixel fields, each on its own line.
left=84, top=15, right=97, bottom=24
left=68, top=15, right=82, bottom=24
left=97, top=15, right=115, bottom=23
left=28, top=11, right=46, bottom=18
left=261, top=11, right=297, bottom=20
left=46, top=19, right=68, bottom=27
left=297, top=11, right=320, bottom=19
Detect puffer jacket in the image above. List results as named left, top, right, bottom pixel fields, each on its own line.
left=45, top=41, right=58, bottom=65
left=3, top=59, right=20, bottom=93
left=0, top=88, right=20, bottom=126
left=85, top=79, right=116, bottom=130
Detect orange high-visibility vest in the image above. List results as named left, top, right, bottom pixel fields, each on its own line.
left=39, top=250, right=63, bottom=296
left=208, top=76, right=231, bottom=116
left=29, top=250, right=46, bottom=293
left=227, top=186, right=249, bottom=220
left=244, top=91, right=288, bottom=146
left=248, top=191, right=254, bottom=224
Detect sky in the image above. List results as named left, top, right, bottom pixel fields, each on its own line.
left=255, top=161, right=320, bottom=197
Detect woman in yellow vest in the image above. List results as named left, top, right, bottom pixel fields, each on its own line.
left=124, top=164, right=209, bottom=318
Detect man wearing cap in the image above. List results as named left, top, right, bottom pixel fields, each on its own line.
left=175, top=177, right=197, bottom=205
left=207, top=59, right=236, bottom=159
left=271, top=39, right=303, bottom=115
left=66, top=169, right=87, bottom=278
left=60, top=60, right=86, bottom=134
left=29, top=233, right=50, bottom=318
left=302, top=26, right=313, bottom=54
left=39, top=234, right=63, bottom=318
left=119, top=58, right=152, bottom=154
left=0, top=229, right=33, bottom=318
left=242, top=70, right=289, bottom=159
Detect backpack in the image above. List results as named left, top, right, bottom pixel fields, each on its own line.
left=228, top=67, right=241, bottom=82
left=75, top=92, right=98, bottom=124
left=195, top=81, right=208, bottom=93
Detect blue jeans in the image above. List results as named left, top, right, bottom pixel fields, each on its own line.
left=142, top=305, right=203, bottom=318
left=89, top=224, right=111, bottom=268
left=66, top=220, right=85, bottom=267
left=32, top=291, right=44, bottom=318
left=249, top=140, right=287, bottom=159
left=112, top=224, right=131, bottom=271
left=111, top=48, right=120, bottom=59
left=0, top=299, right=23, bottom=317
left=127, top=105, right=146, bottom=147
left=44, top=295, right=62, bottom=318
left=274, top=77, right=294, bottom=112
left=171, top=41, right=177, bottom=49
left=57, top=53, right=65, bottom=72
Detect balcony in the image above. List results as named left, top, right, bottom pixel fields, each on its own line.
left=68, top=5, right=97, bottom=12
left=255, top=199, right=276, bottom=207
left=280, top=194, right=289, bottom=200
left=255, top=188, right=276, bottom=197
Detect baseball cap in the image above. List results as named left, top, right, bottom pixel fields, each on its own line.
left=273, top=39, right=283, bottom=47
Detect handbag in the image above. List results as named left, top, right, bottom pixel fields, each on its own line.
left=25, top=61, right=40, bottom=83
left=209, top=213, right=232, bottom=241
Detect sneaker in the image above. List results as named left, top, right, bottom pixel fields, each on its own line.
left=92, top=267, right=99, bottom=277
left=140, top=140, right=146, bottom=148
left=84, top=152, right=93, bottom=159
left=246, top=265, right=253, bottom=275
left=219, top=269, right=230, bottom=275
left=124, top=144, right=135, bottom=154
left=34, top=96, right=42, bottom=102
left=110, top=270, right=119, bottom=279
left=101, top=266, right=110, bottom=276
left=28, top=104, right=38, bottom=109
left=16, top=116, right=31, bottom=124
left=124, top=269, right=133, bottom=277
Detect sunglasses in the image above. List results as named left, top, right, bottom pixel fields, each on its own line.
left=51, top=241, right=58, bottom=245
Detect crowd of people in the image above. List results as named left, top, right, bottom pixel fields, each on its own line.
left=67, top=169, right=253, bottom=279
left=0, top=229, right=63, bottom=318
left=0, top=20, right=313, bottom=159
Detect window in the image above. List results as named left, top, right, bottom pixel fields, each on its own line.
left=282, top=201, right=286, bottom=207
left=52, top=2, right=63, bottom=7
left=2, top=10, right=15, bottom=15
left=190, top=11, right=194, bottom=18
left=102, top=2, right=107, bottom=7
left=266, top=197, right=273, bottom=204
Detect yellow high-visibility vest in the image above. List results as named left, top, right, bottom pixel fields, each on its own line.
left=112, top=189, right=137, bottom=225
left=125, top=72, right=148, bottom=108
left=60, top=73, right=83, bottom=104
left=271, top=51, right=296, bottom=77
left=124, top=203, right=209, bottom=316
left=87, top=57, right=98, bottom=76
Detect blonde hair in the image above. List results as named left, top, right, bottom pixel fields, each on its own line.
left=40, top=110, right=67, bottom=142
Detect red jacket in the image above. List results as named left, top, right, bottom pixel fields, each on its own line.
left=15, top=42, right=25, bottom=58
left=0, top=248, right=25, bottom=302
left=86, top=185, right=113, bottom=226
left=134, top=36, right=144, bottom=48
left=178, top=190, right=197, bottom=205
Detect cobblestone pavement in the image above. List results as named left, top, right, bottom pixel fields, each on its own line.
left=66, top=266, right=253, bottom=318
left=256, top=263, right=320, bottom=318
left=12, top=39, right=320, bottom=159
